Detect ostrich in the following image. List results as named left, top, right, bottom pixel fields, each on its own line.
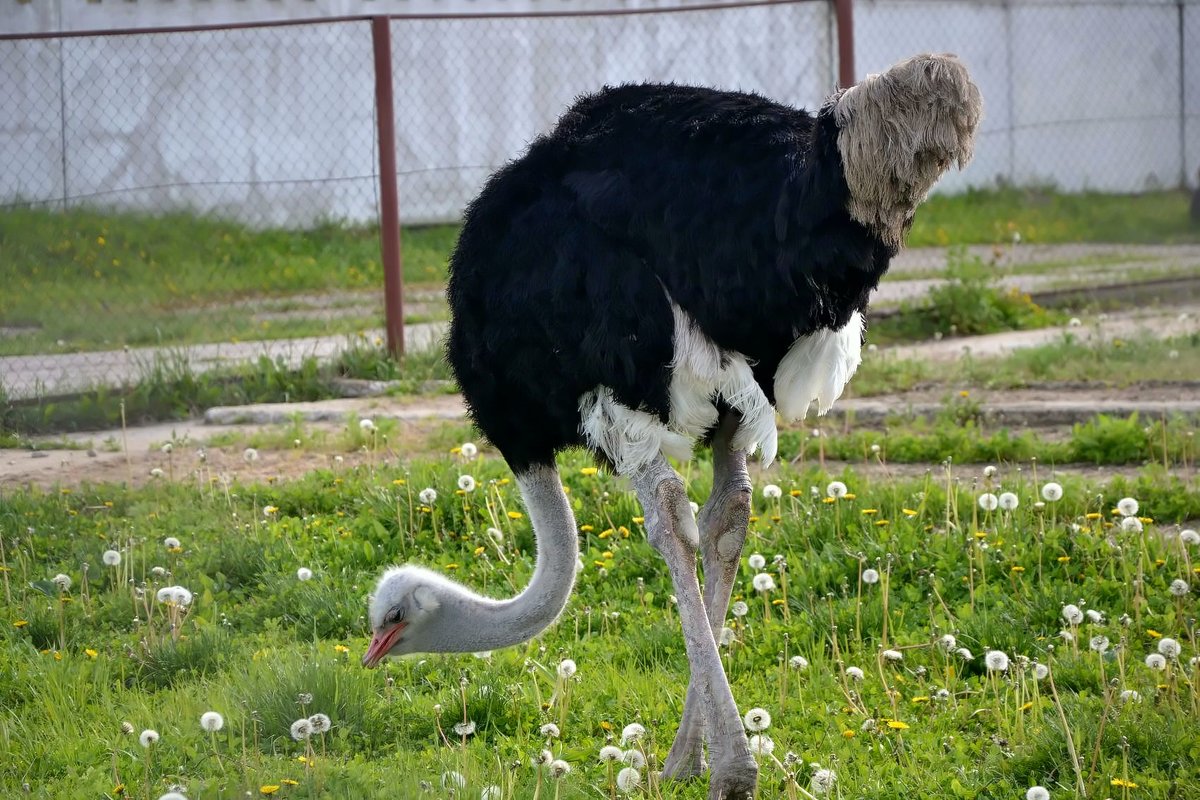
left=364, top=53, right=982, bottom=798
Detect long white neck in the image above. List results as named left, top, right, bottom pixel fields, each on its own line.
left=430, top=464, right=579, bottom=652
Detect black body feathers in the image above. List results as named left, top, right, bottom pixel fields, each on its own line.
left=446, top=83, right=895, bottom=472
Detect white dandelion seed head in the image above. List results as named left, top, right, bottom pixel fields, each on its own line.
left=938, top=634, right=957, bottom=652
left=826, top=481, right=848, bottom=499
left=748, top=553, right=766, bottom=570
left=419, top=488, right=438, bottom=505
left=262, top=505, right=277, bottom=518
left=155, top=587, right=173, bottom=603
left=539, top=723, right=560, bottom=739
left=810, top=768, right=837, bottom=796
left=457, top=474, right=477, bottom=492
left=480, top=786, right=501, bottom=800
left=150, top=566, right=167, bottom=578
left=935, top=688, right=951, bottom=700
left=460, top=442, right=478, bottom=458
left=1041, top=482, right=1063, bottom=502
left=983, top=465, right=998, bottom=478
left=359, top=418, right=376, bottom=432
left=121, top=721, right=135, bottom=735
left=557, top=659, right=577, bottom=679
left=139, top=729, right=160, bottom=747
left=1026, top=787, right=1050, bottom=800
left=998, top=492, right=1019, bottom=511
left=1062, top=604, right=1083, bottom=625
left=731, top=600, right=749, bottom=618
left=1144, top=653, right=1166, bottom=670
left=620, top=722, right=645, bottom=745
left=290, top=718, right=313, bottom=740
left=616, top=767, right=642, bottom=793
left=762, top=484, right=782, bottom=499
left=748, top=734, right=774, bottom=756
left=296, top=567, right=313, bottom=582
left=487, top=527, right=503, bottom=543
left=102, top=550, right=121, bottom=567
left=860, top=718, right=877, bottom=731
left=309, top=713, right=332, bottom=733
left=453, top=720, right=476, bottom=737
left=790, top=655, right=809, bottom=670
left=1120, top=689, right=1142, bottom=703
left=752, top=573, right=775, bottom=592
left=1117, top=497, right=1139, bottom=517
left=862, top=568, right=880, bottom=585
left=882, top=649, right=903, bottom=663
left=1089, top=636, right=1110, bottom=653
left=599, top=745, right=623, bottom=763
left=158, top=793, right=187, bottom=800
left=171, top=586, right=193, bottom=606
left=199, top=711, right=224, bottom=732
left=149, top=468, right=164, bottom=479
left=719, top=626, right=737, bottom=646
left=621, top=749, right=646, bottom=769
left=549, top=759, right=571, bottom=779
left=846, top=666, right=865, bottom=681
left=985, top=650, right=1010, bottom=672
left=242, top=447, right=258, bottom=463
left=536, top=749, right=554, bottom=766
left=441, top=771, right=465, bottom=789
left=978, top=492, right=999, bottom=511
left=164, top=537, right=181, bottom=550
left=1157, top=637, right=1181, bottom=659
left=1169, top=579, right=1190, bottom=597
left=1034, top=663, right=1049, bottom=680
left=52, top=573, right=72, bottom=592
left=743, top=708, right=771, bottom=732
left=1180, top=529, right=1200, bottom=546
left=1121, top=516, right=1143, bottom=533
left=1086, top=609, right=1104, bottom=624
left=956, top=648, right=974, bottom=661
left=870, top=443, right=881, bottom=454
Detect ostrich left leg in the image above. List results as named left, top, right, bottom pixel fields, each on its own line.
left=632, top=455, right=756, bottom=800
left=663, top=413, right=752, bottom=779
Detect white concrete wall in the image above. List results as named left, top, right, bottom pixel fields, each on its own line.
left=1, top=0, right=1195, bottom=227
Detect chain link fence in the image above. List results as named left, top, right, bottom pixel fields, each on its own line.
left=1, top=0, right=1196, bottom=408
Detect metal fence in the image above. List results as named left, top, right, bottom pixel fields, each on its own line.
left=1, top=0, right=1197, bottom=406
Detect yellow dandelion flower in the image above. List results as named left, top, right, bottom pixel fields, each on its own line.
left=861, top=509, right=878, bottom=515
left=959, top=390, right=969, bottom=398
left=392, top=478, right=406, bottom=485
left=902, top=508, right=918, bottom=516
left=632, top=516, right=644, bottom=524
left=886, top=720, right=910, bottom=730
left=85, top=648, right=98, bottom=658
left=749, top=515, right=759, bottom=522
left=1139, top=517, right=1153, bottom=524
left=1010, top=565, right=1026, bottom=573
left=1020, top=701, right=1034, bottom=712
left=13, top=620, right=28, bottom=628
left=450, top=447, right=462, bottom=454
left=474, top=546, right=486, bottom=556
left=580, top=524, right=594, bottom=532
left=1110, top=778, right=1138, bottom=788
left=507, top=511, right=524, bottom=520
left=772, top=598, right=785, bottom=606
left=297, top=755, right=311, bottom=764
left=600, top=721, right=613, bottom=731
left=580, top=467, right=598, bottom=476
left=1056, top=555, right=1071, bottom=563
left=445, top=563, right=459, bottom=570
left=334, top=644, right=349, bottom=654
left=1146, top=629, right=1162, bottom=638
left=599, top=529, right=613, bottom=539
left=843, top=493, right=857, bottom=500
left=281, top=779, right=299, bottom=786
left=1154, top=559, right=1165, bottom=567
left=562, top=486, right=571, bottom=494
left=602, top=551, right=613, bottom=559
left=973, top=531, right=988, bottom=539
left=822, top=497, right=836, bottom=504
left=1085, top=512, right=1101, bottom=520
left=499, top=478, right=511, bottom=485
left=618, top=526, right=630, bottom=537
left=789, top=489, right=802, bottom=497
left=113, top=783, right=125, bottom=795
left=842, top=729, right=855, bottom=738
left=771, top=515, right=782, bottom=523
left=53, top=651, right=62, bottom=661
left=875, top=520, right=890, bottom=526
left=911, top=696, right=930, bottom=704
left=593, top=561, right=607, bottom=568
left=261, top=785, right=281, bottom=795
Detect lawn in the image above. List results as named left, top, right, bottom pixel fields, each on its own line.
left=1, top=189, right=1196, bottom=356
left=1, top=441, right=1197, bottom=799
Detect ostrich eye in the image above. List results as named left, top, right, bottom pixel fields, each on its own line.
left=386, top=605, right=405, bottom=625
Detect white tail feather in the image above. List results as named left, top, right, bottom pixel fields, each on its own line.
left=774, top=313, right=864, bottom=421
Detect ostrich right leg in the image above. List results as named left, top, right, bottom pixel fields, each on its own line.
left=632, top=454, right=757, bottom=800
left=662, top=412, right=753, bottom=779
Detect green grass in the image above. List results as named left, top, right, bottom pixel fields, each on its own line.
left=1, top=450, right=1197, bottom=799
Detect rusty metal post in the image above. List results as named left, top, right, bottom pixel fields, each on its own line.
left=372, top=16, right=405, bottom=358
left=834, top=0, right=855, bottom=88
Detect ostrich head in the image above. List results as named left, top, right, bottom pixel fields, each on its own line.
left=833, top=52, right=983, bottom=247
left=362, top=565, right=448, bottom=667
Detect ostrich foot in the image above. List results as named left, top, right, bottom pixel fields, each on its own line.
left=707, top=759, right=758, bottom=800
left=661, top=730, right=706, bottom=780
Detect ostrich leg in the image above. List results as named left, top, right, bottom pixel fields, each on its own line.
left=662, top=412, right=753, bottom=780
left=632, top=455, right=757, bottom=800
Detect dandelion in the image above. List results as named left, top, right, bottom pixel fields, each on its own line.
left=442, top=771, right=466, bottom=789
left=1041, top=483, right=1063, bottom=502
left=719, top=627, right=737, bottom=645
left=158, top=793, right=188, bottom=800
left=296, top=567, right=313, bottom=581
left=748, top=553, right=766, bottom=570
left=999, top=492, right=1019, bottom=511
left=457, top=475, right=477, bottom=492
left=826, top=481, right=848, bottom=499
left=882, top=649, right=903, bottom=662
left=121, top=722, right=135, bottom=735
left=743, top=708, right=771, bottom=731
left=599, top=745, right=623, bottom=762
left=419, top=488, right=438, bottom=505
left=978, top=493, right=999, bottom=511
left=956, top=648, right=975, bottom=661
left=616, top=767, right=641, bottom=793
left=620, top=722, right=645, bottom=745
left=1181, top=529, right=1199, bottom=546
left=1120, top=516, right=1143, bottom=533
left=549, top=760, right=571, bottom=778
left=1089, top=636, right=1110, bottom=654
left=762, top=484, right=782, bottom=499
left=731, top=601, right=749, bottom=618
left=164, top=537, right=181, bottom=550
left=846, top=666, right=865, bottom=681
left=790, top=655, right=809, bottom=670
left=1026, top=787, right=1050, bottom=800
left=938, top=634, right=957, bottom=652
left=149, top=468, right=164, bottom=479
left=1144, top=653, right=1166, bottom=670
left=1120, top=689, right=1142, bottom=703
left=263, top=505, right=278, bottom=517
left=290, top=718, right=313, bottom=740
left=1169, top=579, right=1190, bottom=597
left=481, top=786, right=501, bottom=800
left=1157, top=638, right=1181, bottom=659
left=1062, top=604, right=1083, bottom=625
left=810, top=768, right=837, bottom=797
left=200, top=711, right=224, bottom=732
left=1034, top=663, right=1049, bottom=680
left=52, top=573, right=72, bottom=592
left=1117, top=497, right=1139, bottom=517
left=748, top=734, right=774, bottom=756
left=139, top=729, right=160, bottom=747
left=309, top=713, right=331, bottom=733
left=1086, top=609, right=1104, bottom=624
left=622, top=749, right=646, bottom=769
left=557, top=658, right=577, bottom=679
left=539, top=722, right=560, bottom=739
left=242, top=448, right=259, bottom=463
left=752, top=573, right=775, bottom=592
left=862, top=568, right=880, bottom=585
left=985, top=650, right=1010, bottom=672
left=102, top=550, right=121, bottom=567
left=983, top=465, right=998, bottom=478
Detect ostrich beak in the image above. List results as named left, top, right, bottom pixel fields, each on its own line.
left=362, top=621, right=408, bottom=668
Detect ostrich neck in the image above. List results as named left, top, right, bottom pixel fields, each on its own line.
left=435, top=464, right=579, bottom=652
